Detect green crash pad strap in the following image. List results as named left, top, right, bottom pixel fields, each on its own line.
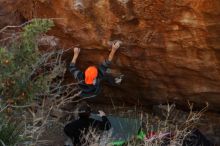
left=137, top=130, right=146, bottom=140
left=111, top=140, right=126, bottom=146
left=110, top=130, right=146, bottom=146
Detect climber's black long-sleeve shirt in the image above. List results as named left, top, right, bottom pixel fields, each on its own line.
left=69, top=59, right=112, bottom=98
left=64, top=116, right=111, bottom=146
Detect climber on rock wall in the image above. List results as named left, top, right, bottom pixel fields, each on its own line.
left=69, top=40, right=123, bottom=98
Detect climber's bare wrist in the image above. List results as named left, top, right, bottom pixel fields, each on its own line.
left=71, top=47, right=80, bottom=64
left=71, top=58, right=77, bottom=64
left=71, top=54, right=79, bottom=64
left=111, top=48, right=117, bottom=53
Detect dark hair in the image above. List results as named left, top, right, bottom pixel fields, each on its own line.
left=78, top=103, right=91, bottom=118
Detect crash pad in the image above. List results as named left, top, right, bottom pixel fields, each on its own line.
left=90, top=114, right=142, bottom=145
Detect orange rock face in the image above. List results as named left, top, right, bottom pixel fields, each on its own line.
left=1, top=0, right=220, bottom=110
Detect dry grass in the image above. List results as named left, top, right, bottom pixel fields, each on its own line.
left=62, top=103, right=208, bottom=146
left=0, top=46, right=79, bottom=145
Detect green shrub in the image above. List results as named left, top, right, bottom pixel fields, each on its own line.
left=0, top=115, right=24, bottom=146
left=0, top=19, right=54, bottom=105
left=0, top=18, right=57, bottom=145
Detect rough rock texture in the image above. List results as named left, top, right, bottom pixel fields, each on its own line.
left=1, top=0, right=220, bottom=111
left=0, top=0, right=25, bottom=28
